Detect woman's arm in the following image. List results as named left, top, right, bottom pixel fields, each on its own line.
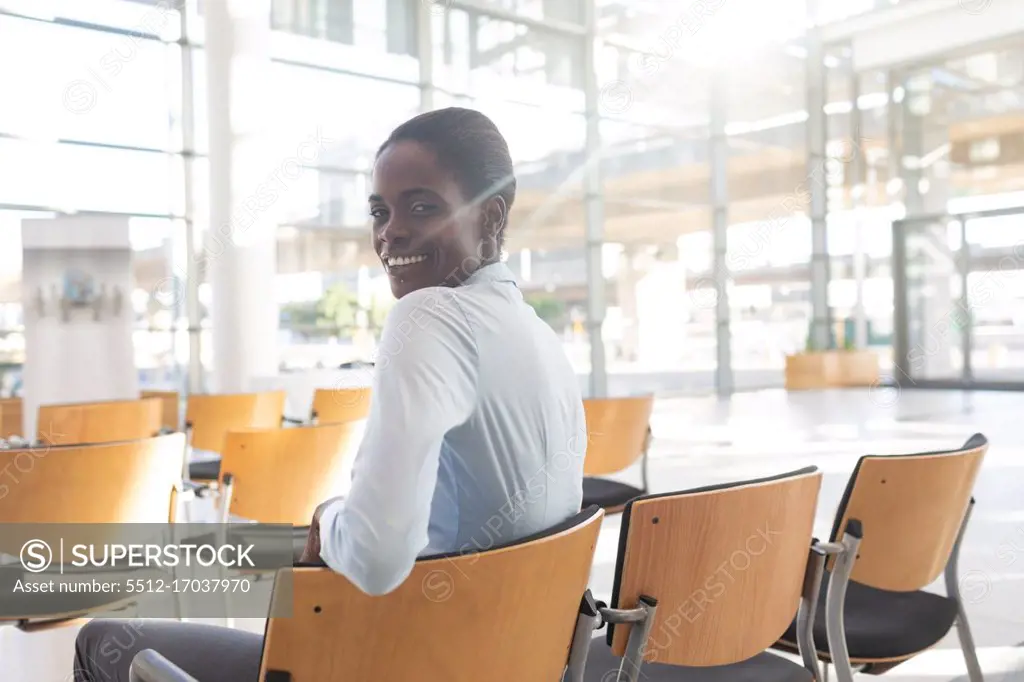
left=316, top=287, right=478, bottom=595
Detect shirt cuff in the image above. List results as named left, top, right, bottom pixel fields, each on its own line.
left=316, top=497, right=347, bottom=567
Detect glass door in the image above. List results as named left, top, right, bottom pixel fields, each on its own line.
left=894, top=207, right=1024, bottom=389
left=894, top=216, right=968, bottom=384
left=963, top=211, right=1024, bottom=383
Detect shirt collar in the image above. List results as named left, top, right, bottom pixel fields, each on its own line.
left=461, top=261, right=518, bottom=288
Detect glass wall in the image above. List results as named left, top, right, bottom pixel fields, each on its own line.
left=5, top=0, right=1024, bottom=397
left=0, top=3, right=186, bottom=393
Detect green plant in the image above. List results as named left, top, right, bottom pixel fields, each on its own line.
left=317, top=283, right=359, bottom=331
left=525, top=295, right=566, bottom=328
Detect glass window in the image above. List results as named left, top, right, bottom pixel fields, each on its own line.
left=432, top=95, right=588, bottom=248
left=0, top=0, right=184, bottom=36
left=191, top=58, right=421, bottom=164
left=468, top=0, right=585, bottom=25
left=0, top=138, right=178, bottom=215
left=266, top=64, right=420, bottom=164
left=0, top=14, right=179, bottom=148
left=433, top=9, right=586, bottom=110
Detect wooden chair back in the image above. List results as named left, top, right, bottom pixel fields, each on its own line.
left=185, top=391, right=286, bottom=453
left=0, top=398, right=23, bottom=438
left=608, top=467, right=822, bottom=667
left=582, top=395, right=654, bottom=476
left=311, top=387, right=372, bottom=424
left=219, top=423, right=361, bottom=525
left=36, top=398, right=163, bottom=446
left=830, top=433, right=988, bottom=591
left=0, top=433, right=184, bottom=552
left=140, top=390, right=180, bottom=431
left=258, top=506, right=604, bottom=682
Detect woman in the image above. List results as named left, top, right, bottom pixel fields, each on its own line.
left=73, top=107, right=586, bottom=681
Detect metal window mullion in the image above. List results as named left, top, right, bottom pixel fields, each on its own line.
left=180, top=0, right=203, bottom=395
left=582, top=0, right=605, bottom=398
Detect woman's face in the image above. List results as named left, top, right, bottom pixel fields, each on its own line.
left=369, top=140, right=491, bottom=299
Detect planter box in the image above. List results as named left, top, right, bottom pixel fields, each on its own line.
left=835, top=349, right=880, bottom=387
left=785, top=350, right=879, bottom=390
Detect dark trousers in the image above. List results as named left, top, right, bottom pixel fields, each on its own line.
left=73, top=619, right=263, bottom=682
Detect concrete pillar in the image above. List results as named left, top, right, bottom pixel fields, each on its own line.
left=205, top=0, right=279, bottom=393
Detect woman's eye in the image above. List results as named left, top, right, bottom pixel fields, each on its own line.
left=369, top=207, right=387, bottom=219
left=410, top=203, right=435, bottom=214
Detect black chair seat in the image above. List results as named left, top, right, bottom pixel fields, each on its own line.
left=189, top=458, right=221, bottom=480
left=582, top=477, right=644, bottom=510
left=776, top=571, right=958, bottom=661
left=584, top=636, right=812, bottom=682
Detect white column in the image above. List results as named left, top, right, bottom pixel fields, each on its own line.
left=205, top=0, right=279, bottom=393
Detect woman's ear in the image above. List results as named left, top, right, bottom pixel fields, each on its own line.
left=483, top=196, right=508, bottom=240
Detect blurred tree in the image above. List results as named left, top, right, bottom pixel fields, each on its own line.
left=525, top=294, right=566, bottom=329
left=317, top=283, right=359, bottom=331
left=279, top=301, right=319, bottom=329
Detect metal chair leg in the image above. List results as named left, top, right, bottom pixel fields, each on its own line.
left=945, top=498, right=985, bottom=682
left=825, top=522, right=863, bottom=682
left=955, top=614, right=985, bottom=682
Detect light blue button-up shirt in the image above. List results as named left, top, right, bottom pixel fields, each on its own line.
left=318, top=262, right=586, bottom=595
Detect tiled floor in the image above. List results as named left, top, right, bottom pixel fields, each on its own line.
left=3, top=388, right=1022, bottom=681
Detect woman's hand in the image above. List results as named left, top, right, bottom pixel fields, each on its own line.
left=298, top=497, right=344, bottom=564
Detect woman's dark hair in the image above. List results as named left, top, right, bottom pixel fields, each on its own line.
left=377, top=107, right=517, bottom=249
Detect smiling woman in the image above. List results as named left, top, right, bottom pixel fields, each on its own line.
left=367, top=107, right=517, bottom=299
left=73, top=107, right=586, bottom=682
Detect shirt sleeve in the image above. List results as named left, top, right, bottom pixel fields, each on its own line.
left=317, top=286, right=478, bottom=595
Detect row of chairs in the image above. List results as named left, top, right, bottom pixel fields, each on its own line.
left=3, top=390, right=654, bottom=514
left=0, top=388, right=372, bottom=448
left=0, top=390, right=989, bottom=681
left=124, top=432, right=988, bottom=682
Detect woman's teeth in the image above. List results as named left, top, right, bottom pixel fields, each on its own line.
left=388, top=254, right=428, bottom=267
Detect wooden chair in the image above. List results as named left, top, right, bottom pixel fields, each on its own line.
left=570, top=466, right=842, bottom=682
left=310, top=387, right=372, bottom=424
left=0, top=434, right=185, bottom=631
left=129, top=505, right=605, bottom=682
left=184, top=391, right=287, bottom=481
left=213, top=422, right=362, bottom=562
left=581, top=395, right=655, bottom=513
left=36, top=397, right=163, bottom=446
left=141, top=390, right=181, bottom=432
left=0, top=397, right=23, bottom=439
left=772, top=433, right=989, bottom=682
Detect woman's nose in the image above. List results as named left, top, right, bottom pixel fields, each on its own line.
left=379, top=221, right=411, bottom=247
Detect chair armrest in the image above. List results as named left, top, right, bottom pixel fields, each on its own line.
left=796, top=541, right=828, bottom=680
left=597, top=596, right=659, bottom=682
left=564, top=590, right=601, bottom=682
left=825, top=519, right=863, bottom=682
left=129, top=649, right=198, bottom=682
